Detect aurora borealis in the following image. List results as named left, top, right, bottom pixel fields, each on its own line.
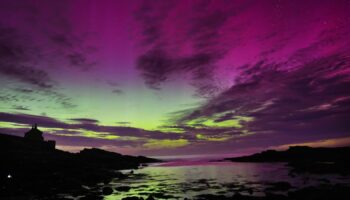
left=1, top=0, right=350, bottom=156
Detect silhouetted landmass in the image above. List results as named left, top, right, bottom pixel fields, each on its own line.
left=226, top=146, right=350, bottom=175
left=206, top=146, right=350, bottom=200
left=0, top=131, right=160, bottom=199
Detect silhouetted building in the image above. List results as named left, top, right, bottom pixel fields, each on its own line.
left=0, top=124, right=56, bottom=152
left=24, top=123, right=44, bottom=141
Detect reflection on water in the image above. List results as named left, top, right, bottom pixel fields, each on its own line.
left=105, top=160, right=349, bottom=199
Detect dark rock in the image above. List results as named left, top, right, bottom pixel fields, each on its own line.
left=146, top=195, right=155, bottom=200
left=80, top=194, right=104, bottom=200
left=152, top=192, right=175, bottom=199
left=115, top=186, right=131, bottom=192
left=232, top=192, right=243, bottom=200
left=265, top=181, right=292, bottom=191
left=265, top=193, right=288, bottom=200
left=122, top=197, right=144, bottom=200
left=102, top=186, right=113, bottom=195
left=196, top=194, right=227, bottom=200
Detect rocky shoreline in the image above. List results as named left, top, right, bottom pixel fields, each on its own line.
left=0, top=132, right=160, bottom=200
left=2, top=140, right=350, bottom=200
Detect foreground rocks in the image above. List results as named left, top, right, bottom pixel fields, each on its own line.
left=0, top=134, right=160, bottom=199
left=74, top=182, right=349, bottom=200
left=195, top=183, right=350, bottom=200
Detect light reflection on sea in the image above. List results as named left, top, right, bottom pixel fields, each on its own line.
left=105, top=160, right=350, bottom=199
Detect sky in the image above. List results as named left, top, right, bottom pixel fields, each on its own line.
left=0, top=0, right=350, bottom=156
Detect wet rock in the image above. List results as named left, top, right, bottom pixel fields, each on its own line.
left=152, top=192, right=175, bottom=198
left=266, top=181, right=292, bottom=191
left=288, top=184, right=350, bottom=200
left=232, top=192, right=243, bottom=200
left=122, top=197, right=144, bottom=200
left=196, top=194, right=227, bottom=200
left=146, top=195, right=155, bottom=200
left=115, top=186, right=131, bottom=192
left=265, top=193, right=288, bottom=200
left=79, top=194, right=104, bottom=200
left=318, top=178, right=330, bottom=183
left=102, top=186, right=113, bottom=195
left=247, top=188, right=253, bottom=195
left=197, top=179, right=208, bottom=184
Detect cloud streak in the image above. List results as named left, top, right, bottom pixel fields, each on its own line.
left=177, top=53, right=350, bottom=146
left=0, top=112, right=185, bottom=140
left=0, top=0, right=97, bottom=109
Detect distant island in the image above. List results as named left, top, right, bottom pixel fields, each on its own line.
left=225, top=146, right=350, bottom=175
left=0, top=124, right=160, bottom=199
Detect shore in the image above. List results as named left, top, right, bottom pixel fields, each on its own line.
left=0, top=132, right=160, bottom=200
left=2, top=139, right=350, bottom=200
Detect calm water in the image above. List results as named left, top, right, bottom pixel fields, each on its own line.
left=105, top=160, right=350, bottom=199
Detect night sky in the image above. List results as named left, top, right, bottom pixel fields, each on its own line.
left=1, top=0, right=350, bottom=156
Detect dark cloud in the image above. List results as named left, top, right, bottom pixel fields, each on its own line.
left=137, top=49, right=173, bottom=89
left=134, top=1, right=239, bottom=95
left=134, top=0, right=176, bottom=46
left=12, top=105, right=30, bottom=111
left=0, top=26, right=53, bottom=89
left=106, top=81, right=124, bottom=95
left=0, top=0, right=96, bottom=109
left=0, top=65, right=54, bottom=89
left=14, top=88, right=34, bottom=93
left=67, top=52, right=96, bottom=70
left=0, top=112, right=184, bottom=140
left=112, top=89, right=124, bottom=95
left=0, top=94, right=18, bottom=103
left=162, top=124, right=243, bottom=141
left=135, top=0, right=350, bottom=103
left=37, top=1, right=96, bottom=70
left=69, top=118, right=99, bottom=124
left=0, top=28, right=75, bottom=108
left=178, top=53, right=350, bottom=141
left=136, top=48, right=223, bottom=93
left=116, top=121, right=131, bottom=125
left=0, top=112, right=70, bottom=129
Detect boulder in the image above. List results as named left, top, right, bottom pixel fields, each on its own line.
left=115, top=186, right=131, bottom=192
left=102, top=186, right=113, bottom=195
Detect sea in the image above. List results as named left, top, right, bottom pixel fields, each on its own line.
left=104, top=157, right=350, bottom=199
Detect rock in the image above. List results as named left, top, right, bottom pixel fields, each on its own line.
left=266, top=181, right=292, bottom=191
left=152, top=192, right=175, bottom=198
left=195, top=194, right=226, bottom=200
left=146, top=195, right=155, bottom=200
left=102, top=186, right=113, bottom=195
left=265, top=193, right=288, bottom=200
left=247, top=188, right=253, bottom=195
left=122, top=197, right=143, bottom=200
left=232, top=192, right=243, bottom=200
left=80, top=194, right=104, bottom=200
left=115, top=185, right=131, bottom=192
